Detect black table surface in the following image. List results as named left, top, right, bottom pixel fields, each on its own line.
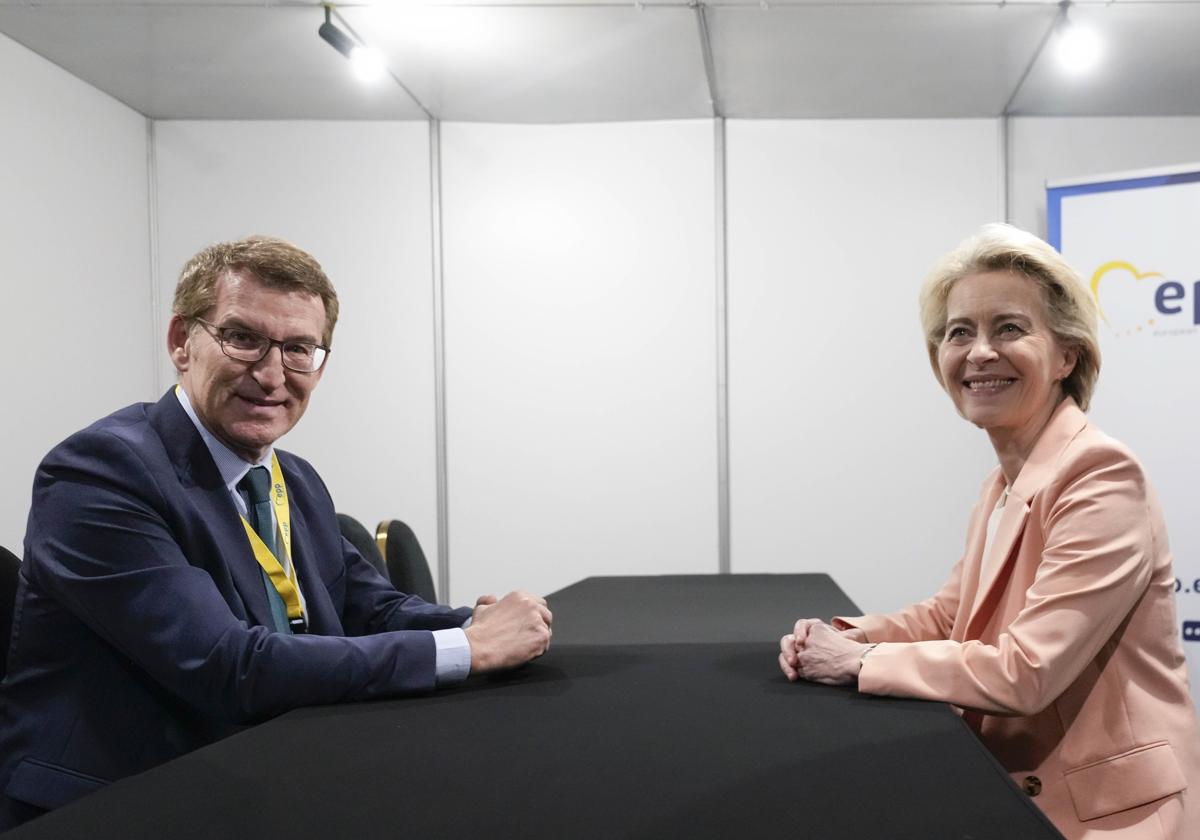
left=547, top=573, right=859, bottom=645
left=7, top=574, right=1063, bottom=840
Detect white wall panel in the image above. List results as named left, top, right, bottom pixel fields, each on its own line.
left=0, top=33, right=152, bottom=556
left=440, top=121, right=719, bottom=604
left=726, top=119, right=1002, bottom=614
left=153, top=122, right=440, bottom=571
left=1007, top=117, right=1200, bottom=238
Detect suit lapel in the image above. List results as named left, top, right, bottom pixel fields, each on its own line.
left=280, top=471, right=340, bottom=635
left=965, top=489, right=1030, bottom=634
left=963, top=398, right=1090, bottom=638
left=147, top=389, right=278, bottom=631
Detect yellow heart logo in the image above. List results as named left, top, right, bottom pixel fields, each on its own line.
left=1090, top=261, right=1162, bottom=335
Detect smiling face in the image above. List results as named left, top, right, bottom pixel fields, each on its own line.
left=938, top=270, right=1076, bottom=458
left=168, top=270, right=327, bottom=463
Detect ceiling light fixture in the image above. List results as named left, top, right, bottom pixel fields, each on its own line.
left=1055, top=1, right=1102, bottom=74
left=318, top=6, right=387, bottom=84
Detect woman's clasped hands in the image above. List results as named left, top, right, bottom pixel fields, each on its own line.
left=779, top=618, right=869, bottom=686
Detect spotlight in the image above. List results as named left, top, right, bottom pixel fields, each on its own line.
left=318, top=10, right=355, bottom=59
left=319, top=6, right=387, bottom=83
left=1056, top=2, right=1102, bottom=74
left=349, top=46, right=386, bottom=83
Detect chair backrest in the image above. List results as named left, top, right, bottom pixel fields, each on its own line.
left=1, top=545, right=21, bottom=683
left=375, top=519, right=437, bottom=603
left=336, top=514, right=388, bottom=579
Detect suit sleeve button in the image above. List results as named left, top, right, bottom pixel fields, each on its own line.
left=1022, top=775, right=1042, bottom=796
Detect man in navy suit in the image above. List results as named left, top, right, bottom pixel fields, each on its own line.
left=0, top=236, right=553, bottom=828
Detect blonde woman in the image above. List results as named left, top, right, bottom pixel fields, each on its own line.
left=780, top=224, right=1200, bottom=839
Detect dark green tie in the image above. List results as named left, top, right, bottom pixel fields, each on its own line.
left=238, top=466, right=291, bottom=634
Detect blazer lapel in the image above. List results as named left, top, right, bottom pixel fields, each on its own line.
left=965, top=490, right=1030, bottom=634
left=147, top=389, right=279, bottom=631
left=963, top=398, right=1090, bottom=638
left=281, top=480, right=340, bottom=635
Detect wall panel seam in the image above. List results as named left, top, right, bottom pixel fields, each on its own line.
left=430, top=119, right=451, bottom=602
left=715, top=117, right=731, bottom=574
left=1000, top=115, right=1011, bottom=224
left=147, top=118, right=163, bottom=399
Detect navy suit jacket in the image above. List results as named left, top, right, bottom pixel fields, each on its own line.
left=0, top=391, right=470, bottom=827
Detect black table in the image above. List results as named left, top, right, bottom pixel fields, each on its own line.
left=6, top=574, right=1063, bottom=839
left=548, top=572, right=860, bottom=644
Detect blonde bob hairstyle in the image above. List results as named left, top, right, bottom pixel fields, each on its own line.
left=918, top=223, right=1101, bottom=411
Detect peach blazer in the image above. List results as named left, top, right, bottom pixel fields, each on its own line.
left=836, top=399, right=1200, bottom=839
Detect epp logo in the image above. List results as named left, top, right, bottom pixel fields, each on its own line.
left=1091, top=261, right=1200, bottom=335
left=1183, top=621, right=1200, bottom=642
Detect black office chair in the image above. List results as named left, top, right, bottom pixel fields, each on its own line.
left=375, top=519, right=437, bottom=603
left=1, top=545, right=21, bottom=683
left=336, top=513, right=388, bottom=579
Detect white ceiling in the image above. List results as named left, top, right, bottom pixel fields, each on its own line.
left=1, top=0, right=1198, bottom=121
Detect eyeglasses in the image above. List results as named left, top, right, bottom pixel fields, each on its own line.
left=191, top=318, right=330, bottom=373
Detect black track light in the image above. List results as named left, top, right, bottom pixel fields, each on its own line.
left=318, top=6, right=386, bottom=83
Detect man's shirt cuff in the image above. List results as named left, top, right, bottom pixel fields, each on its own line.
left=433, top=627, right=471, bottom=686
